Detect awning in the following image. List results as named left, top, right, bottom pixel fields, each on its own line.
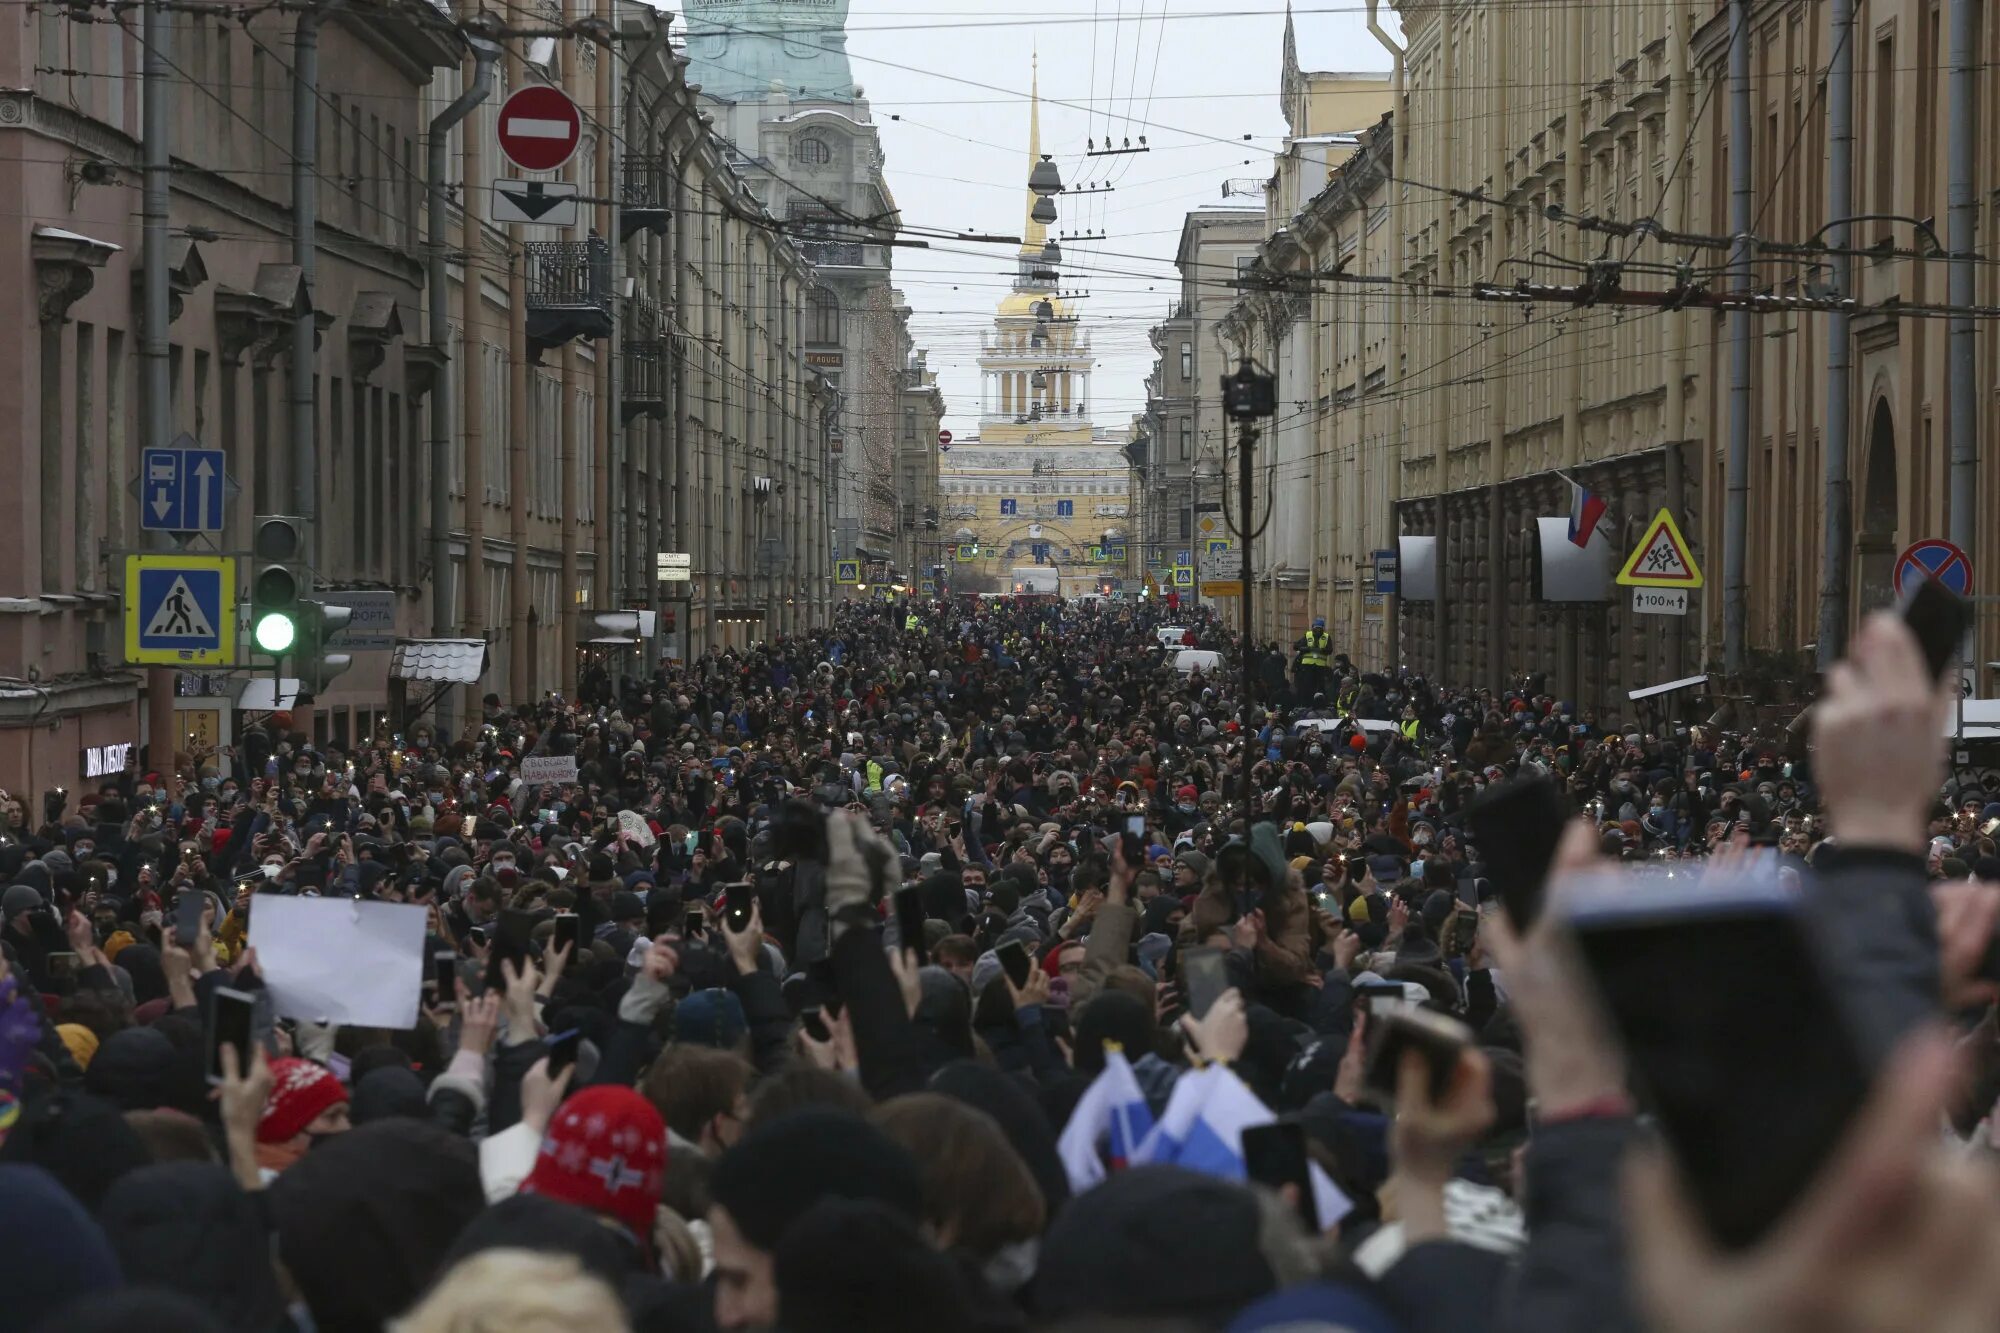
left=1627, top=673, right=1710, bottom=702
left=238, top=678, right=303, bottom=711
left=389, top=639, right=488, bottom=684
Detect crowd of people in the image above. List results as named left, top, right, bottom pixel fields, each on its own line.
left=3, top=591, right=2000, bottom=1333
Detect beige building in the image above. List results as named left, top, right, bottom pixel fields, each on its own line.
left=1204, top=0, right=2000, bottom=713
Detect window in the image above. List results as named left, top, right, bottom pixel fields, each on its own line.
left=1180, top=341, right=1192, bottom=381
left=1179, top=421, right=1191, bottom=459
left=796, top=136, right=832, bottom=165
left=807, top=289, right=841, bottom=344
left=1178, top=509, right=1192, bottom=540
left=1873, top=35, right=1894, bottom=214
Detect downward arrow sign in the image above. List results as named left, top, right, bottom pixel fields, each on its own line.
left=500, top=182, right=567, bottom=222
left=151, top=490, right=172, bottom=521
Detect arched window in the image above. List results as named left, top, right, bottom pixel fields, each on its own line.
left=796, top=136, right=832, bottom=166
left=807, top=288, right=840, bottom=345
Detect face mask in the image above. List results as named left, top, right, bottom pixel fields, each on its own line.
left=1177, top=802, right=1196, bottom=814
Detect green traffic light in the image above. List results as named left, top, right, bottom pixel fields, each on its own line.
left=254, top=611, right=297, bottom=654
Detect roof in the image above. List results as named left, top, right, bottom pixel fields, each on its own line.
left=389, top=638, right=488, bottom=684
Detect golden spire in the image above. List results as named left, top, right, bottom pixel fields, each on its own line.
left=1021, top=50, right=1046, bottom=254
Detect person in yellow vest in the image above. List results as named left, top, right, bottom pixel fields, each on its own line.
left=1398, top=705, right=1422, bottom=745
left=905, top=612, right=921, bottom=634
left=1295, top=617, right=1332, bottom=701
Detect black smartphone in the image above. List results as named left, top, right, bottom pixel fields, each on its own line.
left=1241, top=1121, right=1320, bottom=1232
left=1462, top=775, right=1568, bottom=931
left=1897, top=573, right=1972, bottom=682
left=545, top=1028, right=582, bottom=1078
left=1117, top=829, right=1145, bottom=871
left=1362, top=999, right=1472, bottom=1103
left=1182, top=946, right=1229, bottom=1020
left=1567, top=872, right=1872, bottom=1251
left=206, top=985, right=264, bottom=1085
left=430, top=949, right=459, bottom=1010
left=800, top=1007, right=831, bottom=1043
left=724, top=887, right=755, bottom=935
left=486, top=907, right=539, bottom=990
left=893, top=886, right=929, bottom=963
left=996, top=937, right=1033, bottom=989
left=551, top=912, right=581, bottom=956
left=173, top=889, right=207, bottom=945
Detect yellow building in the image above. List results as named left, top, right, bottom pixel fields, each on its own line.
left=941, top=58, right=1132, bottom=596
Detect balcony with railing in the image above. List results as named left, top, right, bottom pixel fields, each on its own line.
left=620, top=154, right=670, bottom=240
left=525, top=237, right=612, bottom=358
left=622, top=297, right=667, bottom=423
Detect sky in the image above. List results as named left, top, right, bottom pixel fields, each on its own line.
left=669, top=1, right=1397, bottom=440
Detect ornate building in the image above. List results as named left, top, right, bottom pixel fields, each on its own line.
left=942, top=61, right=1132, bottom=597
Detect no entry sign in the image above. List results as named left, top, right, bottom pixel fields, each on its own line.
left=497, top=86, right=582, bottom=173
left=1894, top=538, right=1973, bottom=598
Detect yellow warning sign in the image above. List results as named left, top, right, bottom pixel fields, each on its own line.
left=1616, top=509, right=1704, bottom=589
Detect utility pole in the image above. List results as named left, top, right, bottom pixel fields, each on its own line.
left=1723, top=0, right=1752, bottom=675
left=140, top=0, right=175, bottom=791
left=1221, top=358, right=1275, bottom=819
left=1817, top=0, right=1855, bottom=670
left=1947, top=0, right=1977, bottom=561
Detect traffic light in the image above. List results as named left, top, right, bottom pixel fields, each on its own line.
left=295, top=599, right=353, bottom=700
left=251, top=516, right=308, bottom=657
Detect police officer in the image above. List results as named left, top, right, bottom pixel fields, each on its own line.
left=1295, top=616, right=1332, bottom=700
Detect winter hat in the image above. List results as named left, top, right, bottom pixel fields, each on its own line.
left=1035, top=1166, right=1276, bottom=1325
left=674, top=988, right=749, bottom=1050
left=520, top=1084, right=667, bottom=1242
left=56, top=1023, right=100, bottom=1070
left=709, top=1109, right=923, bottom=1254
left=0, top=1164, right=123, bottom=1333
left=1, top=882, right=42, bottom=918
left=349, top=1066, right=428, bottom=1125
left=257, top=1059, right=349, bottom=1144
left=1176, top=784, right=1199, bottom=803
left=1227, top=1281, right=1401, bottom=1333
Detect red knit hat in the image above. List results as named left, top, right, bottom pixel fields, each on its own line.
left=521, top=1085, right=667, bottom=1240
left=258, top=1058, right=349, bottom=1144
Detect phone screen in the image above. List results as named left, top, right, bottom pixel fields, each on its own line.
left=545, top=1028, right=582, bottom=1078
left=207, top=986, right=258, bottom=1085
left=431, top=950, right=459, bottom=1009
left=1462, top=775, right=1568, bottom=931
left=893, top=887, right=929, bottom=963
left=173, top=890, right=207, bottom=944
left=997, top=938, right=1032, bottom=989
left=1897, top=574, right=1972, bottom=682
left=1241, top=1122, right=1319, bottom=1231
left=1182, top=946, right=1228, bottom=1020
left=1569, top=879, right=1871, bottom=1251
left=1124, top=814, right=1146, bottom=839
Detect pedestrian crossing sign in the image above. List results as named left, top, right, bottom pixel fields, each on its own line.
left=124, top=554, right=235, bottom=666
left=835, top=559, right=861, bottom=585
left=1173, top=566, right=1195, bottom=587
left=1615, top=508, right=1705, bottom=588
left=1206, top=539, right=1232, bottom=556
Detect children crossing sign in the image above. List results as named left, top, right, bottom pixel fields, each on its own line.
left=124, top=555, right=236, bottom=666
left=1615, top=509, right=1704, bottom=589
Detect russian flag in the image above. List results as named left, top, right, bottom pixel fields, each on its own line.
left=1568, top=480, right=1607, bottom=548
left=1056, top=1049, right=1155, bottom=1192
left=1133, top=1064, right=1353, bottom=1230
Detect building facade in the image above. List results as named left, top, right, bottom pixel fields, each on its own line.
left=686, top=0, right=943, bottom=581
left=0, top=0, right=832, bottom=793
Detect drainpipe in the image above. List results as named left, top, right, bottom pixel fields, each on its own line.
left=141, top=0, right=175, bottom=790
left=1946, top=0, right=1976, bottom=561
left=428, top=42, right=499, bottom=636
left=1816, top=0, right=1855, bottom=670
left=619, top=20, right=670, bottom=613
left=1723, top=0, right=1752, bottom=674
left=1366, top=0, right=1404, bottom=670
left=1664, top=9, right=1691, bottom=680
left=291, top=2, right=338, bottom=556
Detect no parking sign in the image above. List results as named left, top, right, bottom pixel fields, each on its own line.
left=1894, top=538, right=1973, bottom=598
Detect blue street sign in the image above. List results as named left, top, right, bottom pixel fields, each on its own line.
left=1374, top=548, right=1400, bottom=596
left=141, top=444, right=227, bottom=532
